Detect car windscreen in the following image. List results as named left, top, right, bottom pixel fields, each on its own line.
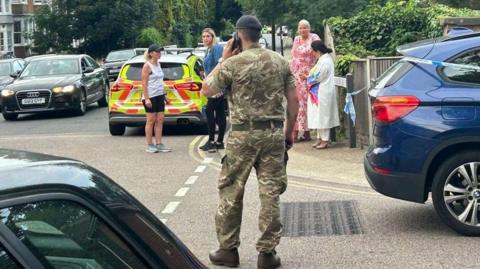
left=106, top=50, right=135, bottom=62
left=123, top=63, right=186, bottom=81
left=21, top=59, right=79, bottom=77
left=0, top=62, right=11, bottom=76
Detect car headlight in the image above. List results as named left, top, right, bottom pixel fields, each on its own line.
left=1, top=89, right=14, bottom=97
left=52, top=85, right=75, bottom=93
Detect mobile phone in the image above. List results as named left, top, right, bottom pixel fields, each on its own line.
left=232, top=32, right=241, bottom=51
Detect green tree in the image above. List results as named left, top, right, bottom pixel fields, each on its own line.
left=209, top=0, right=242, bottom=36
left=236, top=0, right=289, bottom=50
left=32, top=1, right=76, bottom=54
left=327, top=0, right=480, bottom=76
left=33, top=0, right=158, bottom=57
left=155, top=0, right=209, bottom=47
left=282, top=0, right=372, bottom=37
left=434, top=0, right=480, bottom=9
left=137, top=27, right=164, bottom=47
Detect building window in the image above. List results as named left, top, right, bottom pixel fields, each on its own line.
left=0, top=32, right=4, bottom=51
left=14, top=21, right=21, bottom=44
left=0, top=0, right=12, bottom=13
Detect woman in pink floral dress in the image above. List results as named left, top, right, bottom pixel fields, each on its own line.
left=290, top=19, right=320, bottom=142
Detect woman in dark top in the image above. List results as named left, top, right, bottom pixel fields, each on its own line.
left=200, top=28, right=226, bottom=153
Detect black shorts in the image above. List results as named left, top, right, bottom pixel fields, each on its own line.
left=143, top=94, right=165, bottom=113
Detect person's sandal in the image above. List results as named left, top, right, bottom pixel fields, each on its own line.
left=315, top=141, right=329, bottom=149
left=312, top=141, right=322, bottom=148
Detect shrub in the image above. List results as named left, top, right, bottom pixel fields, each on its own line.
left=327, top=0, right=480, bottom=57
left=137, top=27, right=165, bottom=47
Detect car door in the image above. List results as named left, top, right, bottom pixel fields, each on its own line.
left=86, top=55, right=105, bottom=94
left=0, top=244, right=22, bottom=268
left=432, top=48, right=480, bottom=124
left=0, top=196, right=155, bottom=269
left=81, top=57, right=98, bottom=103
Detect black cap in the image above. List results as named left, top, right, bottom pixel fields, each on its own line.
left=148, top=44, right=164, bottom=53
left=236, top=15, right=262, bottom=30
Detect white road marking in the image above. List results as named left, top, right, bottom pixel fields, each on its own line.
left=162, top=201, right=181, bottom=214
left=160, top=219, right=167, bottom=224
left=185, top=176, right=198, bottom=185
left=195, top=165, right=207, bottom=173
left=202, top=157, right=213, bottom=164
left=0, top=133, right=107, bottom=140
left=175, top=187, right=190, bottom=197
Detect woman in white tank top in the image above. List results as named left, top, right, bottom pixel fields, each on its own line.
left=142, top=44, right=171, bottom=153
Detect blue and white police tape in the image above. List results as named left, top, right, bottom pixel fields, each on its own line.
left=344, top=93, right=356, bottom=126
left=343, top=87, right=366, bottom=126
left=343, top=56, right=480, bottom=126
left=402, top=56, right=480, bottom=71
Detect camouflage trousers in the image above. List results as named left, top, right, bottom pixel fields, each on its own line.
left=215, top=127, right=287, bottom=253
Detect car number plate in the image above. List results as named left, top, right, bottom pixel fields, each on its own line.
left=21, top=98, right=45, bottom=105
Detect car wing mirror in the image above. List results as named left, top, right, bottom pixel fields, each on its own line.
left=83, top=67, right=95, bottom=73
left=9, top=72, right=19, bottom=79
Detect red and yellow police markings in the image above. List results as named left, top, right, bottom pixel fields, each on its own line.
left=109, top=63, right=206, bottom=116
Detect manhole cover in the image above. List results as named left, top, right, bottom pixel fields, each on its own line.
left=281, top=201, right=364, bottom=237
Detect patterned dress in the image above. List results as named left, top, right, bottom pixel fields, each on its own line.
left=290, top=33, right=320, bottom=131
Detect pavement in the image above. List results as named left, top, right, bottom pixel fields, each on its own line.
left=196, top=134, right=369, bottom=190
left=286, top=140, right=367, bottom=188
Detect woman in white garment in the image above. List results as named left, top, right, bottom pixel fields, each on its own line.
left=306, top=40, right=340, bottom=149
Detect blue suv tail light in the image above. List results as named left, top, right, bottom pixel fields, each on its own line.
left=372, top=96, right=420, bottom=123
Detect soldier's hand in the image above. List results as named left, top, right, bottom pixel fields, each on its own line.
left=223, top=39, right=240, bottom=60
left=285, top=138, right=293, bottom=150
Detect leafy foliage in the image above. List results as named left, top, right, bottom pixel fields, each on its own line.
left=282, top=0, right=375, bottom=38
left=327, top=0, right=480, bottom=57
left=33, top=0, right=158, bottom=57
left=137, top=27, right=165, bottom=47
left=336, top=53, right=359, bottom=76
left=33, top=0, right=212, bottom=57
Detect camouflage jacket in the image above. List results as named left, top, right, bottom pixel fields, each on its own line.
left=206, top=44, right=295, bottom=125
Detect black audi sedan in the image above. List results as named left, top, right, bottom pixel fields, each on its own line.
left=0, top=55, right=109, bottom=121
left=0, top=149, right=207, bottom=268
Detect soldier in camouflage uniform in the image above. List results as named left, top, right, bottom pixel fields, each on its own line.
left=202, top=15, right=299, bottom=269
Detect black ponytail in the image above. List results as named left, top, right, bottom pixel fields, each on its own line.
left=311, top=40, right=332, bottom=54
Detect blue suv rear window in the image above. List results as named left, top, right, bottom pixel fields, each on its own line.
left=442, top=49, right=480, bottom=85
left=373, top=60, right=413, bottom=89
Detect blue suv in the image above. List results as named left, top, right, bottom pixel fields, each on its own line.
left=364, top=32, right=480, bottom=235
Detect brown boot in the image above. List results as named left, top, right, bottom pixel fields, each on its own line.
left=257, top=251, right=281, bottom=269
left=209, top=248, right=239, bottom=267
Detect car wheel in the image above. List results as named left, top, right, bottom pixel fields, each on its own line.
left=75, top=90, right=87, bottom=116
left=109, top=123, right=125, bottom=136
left=2, top=112, right=18, bottom=121
left=432, top=150, right=480, bottom=235
left=97, top=82, right=109, bottom=107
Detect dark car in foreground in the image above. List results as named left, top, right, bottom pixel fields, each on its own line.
left=364, top=32, right=480, bottom=235
left=0, top=58, right=25, bottom=88
left=102, top=48, right=146, bottom=81
left=0, top=54, right=109, bottom=121
left=0, top=149, right=207, bottom=268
